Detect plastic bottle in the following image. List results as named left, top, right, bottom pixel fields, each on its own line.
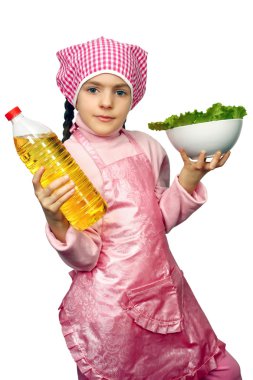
left=5, top=107, right=107, bottom=230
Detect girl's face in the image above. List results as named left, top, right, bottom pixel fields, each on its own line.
left=76, top=73, right=132, bottom=136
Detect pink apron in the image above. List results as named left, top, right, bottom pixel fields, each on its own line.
left=59, top=128, right=225, bottom=380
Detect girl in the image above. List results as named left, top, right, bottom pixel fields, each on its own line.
left=33, top=37, right=242, bottom=379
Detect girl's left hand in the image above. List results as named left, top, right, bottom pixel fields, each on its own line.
left=178, top=149, right=231, bottom=194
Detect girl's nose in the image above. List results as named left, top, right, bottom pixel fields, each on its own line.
left=100, top=91, right=113, bottom=109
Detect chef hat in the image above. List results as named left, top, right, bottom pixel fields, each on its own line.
left=56, top=36, right=148, bottom=109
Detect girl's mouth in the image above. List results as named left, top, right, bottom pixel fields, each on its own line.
left=97, top=115, right=115, bottom=122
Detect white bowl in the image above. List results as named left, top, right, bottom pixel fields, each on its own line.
left=166, top=119, right=243, bottom=159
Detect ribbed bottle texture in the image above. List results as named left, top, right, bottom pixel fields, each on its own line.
left=6, top=107, right=107, bottom=230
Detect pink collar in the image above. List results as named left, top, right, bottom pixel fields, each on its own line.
left=73, top=113, right=123, bottom=142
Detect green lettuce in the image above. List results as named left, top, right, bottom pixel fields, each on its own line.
left=148, top=103, right=247, bottom=130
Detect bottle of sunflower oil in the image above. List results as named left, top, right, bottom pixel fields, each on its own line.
left=5, top=107, right=107, bottom=230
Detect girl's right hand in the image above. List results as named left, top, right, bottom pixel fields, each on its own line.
left=32, top=167, right=75, bottom=242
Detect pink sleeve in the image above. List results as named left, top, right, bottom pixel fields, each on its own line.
left=45, top=223, right=102, bottom=271
left=158, top=176, right=207, bottom=233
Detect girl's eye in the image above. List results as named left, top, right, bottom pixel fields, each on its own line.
left=87, top=87, right=97, bottom=94
left=116, top=90, right=127, bottom=96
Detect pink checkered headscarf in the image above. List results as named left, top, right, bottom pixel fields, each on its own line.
left=56, top=36, right=148, bottom=109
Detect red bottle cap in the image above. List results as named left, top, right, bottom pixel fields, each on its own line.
left=5, top=106, right=22, bottom=121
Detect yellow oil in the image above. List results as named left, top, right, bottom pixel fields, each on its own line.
left=14, top=132, right=107, bottom=230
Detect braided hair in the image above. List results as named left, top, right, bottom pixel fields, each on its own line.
left=62, top=99, right=75, bottom=142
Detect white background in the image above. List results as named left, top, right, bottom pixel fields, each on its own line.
left=0, top=0, right=252, bottom=378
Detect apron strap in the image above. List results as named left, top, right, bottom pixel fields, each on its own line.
left=121, top=129, right=144, bottom=155
left=70, top=124, right=106, bottom=170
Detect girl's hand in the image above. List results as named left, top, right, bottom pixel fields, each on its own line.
left=32, top=167, right=75, bottom=242
left=178, top=149, right=231, bottom=194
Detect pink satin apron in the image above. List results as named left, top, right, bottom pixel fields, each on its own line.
left=59, top=128, right=225, bottom=380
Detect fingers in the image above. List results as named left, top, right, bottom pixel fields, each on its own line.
left=42, top=175, right=73, bottom=198
left=209, top=151, right=231, bottom=169
left=32, top=166, right=45, bottom=192
left=209, top=151, right=222, bottom=169
left=179, top=148, right=190, bottom=164
left=42, top=183, right=75, bottom=213
left=195, top=151, right=207, bottom=169
left=179, top=148, right=231, bottom=174
left=45, top=179, right=75, bottom=202
left=179, top=147, right=231, bottom=169
left=32, top=168, right=75, bottom=210
left=216, top=151, right=231, bottom=167
left=180, top=149, right=208, bottom=171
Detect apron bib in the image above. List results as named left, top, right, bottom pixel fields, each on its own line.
left=59, top=127, right=225, bottom=380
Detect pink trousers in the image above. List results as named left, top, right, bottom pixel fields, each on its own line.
left=77, top=350, right=242, bottom=379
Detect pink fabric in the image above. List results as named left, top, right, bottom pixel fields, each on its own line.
left=46, top=116, right=207, bottom=271
left=76, top=351, right=241, bottom=380
left=203, top=351, right=242, bottom=380
left=54, top=127, right=225, bottom=379
left=56, top=37, right=148, bottom=108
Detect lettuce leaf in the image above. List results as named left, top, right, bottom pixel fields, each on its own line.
left=148, top=103, right=247, bottom=130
